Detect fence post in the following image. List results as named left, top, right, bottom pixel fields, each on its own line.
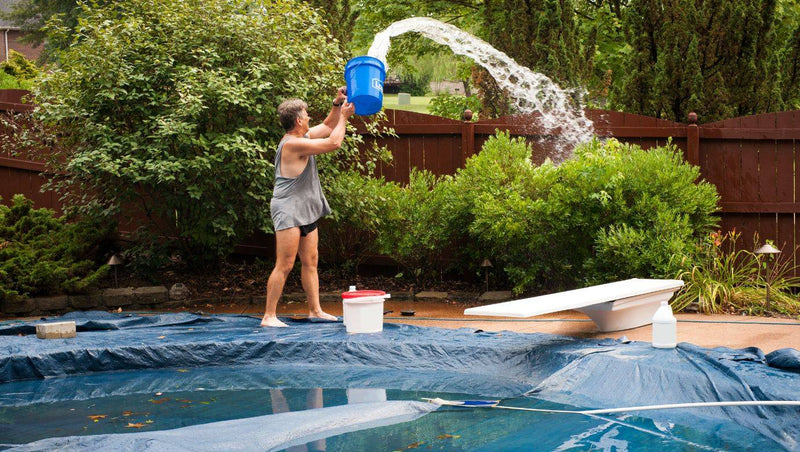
left=461, top=109, right=475, bottom=167
left=686, top=112, right=699, bottom=166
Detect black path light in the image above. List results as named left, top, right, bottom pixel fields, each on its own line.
left=754, top=243, right=780, bottom=311
left=481, top=258, right=492, bottom=293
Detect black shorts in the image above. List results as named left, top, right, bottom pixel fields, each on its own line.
left=298, top=222, right=318, bottom=237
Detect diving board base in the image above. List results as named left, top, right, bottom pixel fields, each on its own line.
left=464, top=279, right=684, bottom=332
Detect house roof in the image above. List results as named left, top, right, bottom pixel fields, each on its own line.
left=0, top=0, right=24, bottom=29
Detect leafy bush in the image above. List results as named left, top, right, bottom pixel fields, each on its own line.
left=1, top=50, right=38, bottom=80
left=320, top=170, right=397, bottom=273
left=444, top=134, right=720, bottom=294
left=437, top=131, right=541, bottom=287
left=33, top=0, right=347, bottom=265
left=0, top=71, right=33, bottom=90
left=429, top=93, right=481, bottom=120
left=0, top=195, right=113, bottom=301
left=375, top=169, right=453, bottom=285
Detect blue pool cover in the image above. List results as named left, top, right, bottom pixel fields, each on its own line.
left=1, top=311, right=799, bottom=450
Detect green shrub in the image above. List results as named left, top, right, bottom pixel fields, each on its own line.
left=375, top=169, right=452, bottom=285
left=320, top=170, right=397, bottom=272
left=438, top=131, right=543, bottom=287
left=1, top=50, right=38, bottom=80
left=33, top=0, right=347, bottom=265
left=0, top=195, right=113, bottom=301
left=0, top=71, right=33, bottom=90
left=429, top=93, right=482, bottom=120
left=450, top=135, right=720, bottom=294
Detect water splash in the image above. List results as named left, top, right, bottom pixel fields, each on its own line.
left=368, top=17, right=594, bottom=161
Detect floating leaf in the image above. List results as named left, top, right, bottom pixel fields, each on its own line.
left=157, top=336, right=166, bottom=339
left=177, top=369, right=189, bottom=373
left=405, top=441, right=424, bottom=449
left=88, top=415, right=107, bottom=422
left=437, top=434, right=460, bottom=439
left=122, top=411, right=133, bottom=416
left=125, top=423, right=146, bottom=429
left=149, top=398, right=170, bottom=404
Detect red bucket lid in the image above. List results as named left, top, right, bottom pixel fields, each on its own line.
left=341, top=290, right=386, bottom=299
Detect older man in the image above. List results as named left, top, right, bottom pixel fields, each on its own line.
left=261, top=88, right=355, bottom=327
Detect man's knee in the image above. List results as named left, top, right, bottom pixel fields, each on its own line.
left=299, top=250, right=318, bottom=267
left=273, top=259, right=295, bottom=275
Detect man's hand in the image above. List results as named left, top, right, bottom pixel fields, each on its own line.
left=340, top=101, right=355, bottom=118
left=336, top=86, right=347, bottom=105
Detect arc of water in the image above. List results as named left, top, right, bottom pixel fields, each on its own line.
left=368, top=17, right=594, bottom=160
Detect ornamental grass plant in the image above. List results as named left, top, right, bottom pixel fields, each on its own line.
left=672, top=231, right=800, bottom=316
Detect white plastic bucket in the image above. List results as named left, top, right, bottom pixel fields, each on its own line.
left=341, top=289, right=388, bottom=327
left=344, top=295, right=385, bottom=333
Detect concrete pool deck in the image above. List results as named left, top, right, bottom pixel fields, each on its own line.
left=12, top=299, right=797, bottom=354
left=264, top=299, right=800, bottom=354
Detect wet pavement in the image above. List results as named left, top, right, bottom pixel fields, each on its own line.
left=220, top=298, right=800, bottom=353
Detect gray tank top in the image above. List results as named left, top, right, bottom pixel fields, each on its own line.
left=270, top=136, right=331, bottom=231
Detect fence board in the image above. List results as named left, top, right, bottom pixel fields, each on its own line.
left=775, top=140, right=794, bottom=203
left=777, top=213, right=795, bottom=254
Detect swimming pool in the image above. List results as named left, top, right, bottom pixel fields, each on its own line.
left=1, top=312, right=799, bottom=450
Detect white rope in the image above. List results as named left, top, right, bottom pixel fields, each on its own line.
left=423, top=398, right=800, bottom=415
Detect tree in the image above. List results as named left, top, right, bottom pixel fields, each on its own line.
left=478, top=0, right=588, bottom=116
left=615, top=0, right=792, bottom=122
left=574, top=0, right=630, bottom=107
left=33, top=0, right=345, bottom=265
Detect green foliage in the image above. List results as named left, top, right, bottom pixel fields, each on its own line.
left=398, top=72, right=431, bottom=96
left=34, top=0, right=346, bottom=265
left=616, top=0, right=795, bottom=121
left=673, top=231, right=800, bottom=315
left=440, top=134, right=720, bottom=294
left=428, top=93, right=481, bottom=120
left=477, top=0, right=587, bottom=115
left=0, top=195, right=113, bottom=301
left=319, top=170, right=397, bottom=272
left=1, top=50, right=39, bottom=80
left=436, top=131, right=539, bottom=286
left=375, top=169, right=453, bottom=285
left=0, top=71, right=34, bottom=90
left=306, top=0, right=359, bottom=53
left=574, top=0, right=629, bottom=108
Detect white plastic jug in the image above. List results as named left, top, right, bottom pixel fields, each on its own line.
left=651, top=301, right=677, bottom=348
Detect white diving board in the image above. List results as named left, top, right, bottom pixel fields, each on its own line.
left=464, top=278, right=684, bottom=332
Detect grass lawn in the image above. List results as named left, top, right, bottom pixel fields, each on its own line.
left=383, top=94, right=433, bottom=114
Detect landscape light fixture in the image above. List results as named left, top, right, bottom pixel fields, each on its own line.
left=480, top=258, right=493, bottom=293
left=754, top=243, right=780, bottom=311
left=107, top=254, right=124, bottom=288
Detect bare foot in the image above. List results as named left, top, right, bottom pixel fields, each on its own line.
left=260, top=316, right=289, bottom=327
left=308, top=311, right=338, bottom=322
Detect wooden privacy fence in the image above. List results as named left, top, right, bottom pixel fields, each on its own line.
left=354, top=108, right=800, bottom=268
left=2, top=89, right=800, bottom=266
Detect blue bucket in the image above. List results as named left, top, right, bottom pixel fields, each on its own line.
left=344, top=56, right=386, bottom=116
